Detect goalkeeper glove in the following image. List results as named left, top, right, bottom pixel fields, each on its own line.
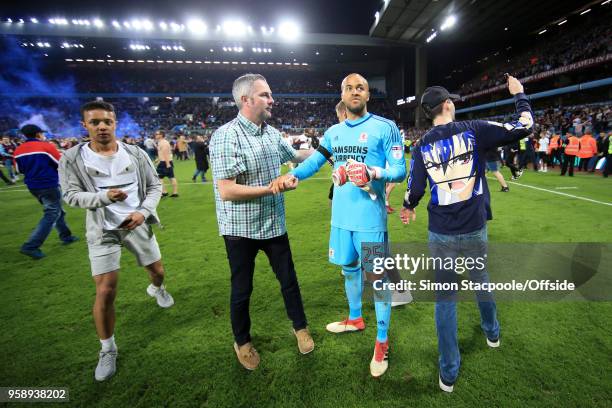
left=332, top=165, right=347, bottom=186
left=346, top=159, right=381, bottom=187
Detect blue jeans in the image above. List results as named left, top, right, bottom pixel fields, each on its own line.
left=4, top=159, right=15, bottom=179
left=22, top=187, right=73, bottom=251
left=192, top=169, right=207, bottom=181
left=428, top=225, right=500, bottom=384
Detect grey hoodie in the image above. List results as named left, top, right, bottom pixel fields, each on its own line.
left=59, top=142, right=162, bottom=244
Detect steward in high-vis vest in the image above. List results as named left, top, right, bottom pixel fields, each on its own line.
left=603, top=134, right=612, bottom=178
left=518, top=137, right=528, bottom=169
left=561, top=133, right=579, bottom=177
left=548, top=134, right=562, bottom=168
left=577, top=132, right=598, bottom=172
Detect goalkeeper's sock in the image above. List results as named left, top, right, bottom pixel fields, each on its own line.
left=374, top=297, right=391, bottom=342
left=343, top=265, right=363, bottom=320
left=100, top=334, right=117, bottom=352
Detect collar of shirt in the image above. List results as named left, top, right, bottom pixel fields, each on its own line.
left=237, top=112, right=267, bottom=136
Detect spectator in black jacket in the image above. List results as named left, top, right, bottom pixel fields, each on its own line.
left=191, top=135, right=209, bottom=182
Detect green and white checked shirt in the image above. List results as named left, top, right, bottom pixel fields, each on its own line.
left=210, top=113, right=297, bottom=239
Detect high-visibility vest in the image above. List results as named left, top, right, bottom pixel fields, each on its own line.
left=548, top=135, right=560, bottom=153
left=519, top=139, right=526, bottom=150
left=564, top=136, right=580, bottom=156
left=609, top=136, right=612, bottom=154
left=577, top=135, right=597, bottom=159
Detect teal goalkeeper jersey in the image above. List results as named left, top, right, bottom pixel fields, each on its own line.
left=291, top=112, right=406, bottom=232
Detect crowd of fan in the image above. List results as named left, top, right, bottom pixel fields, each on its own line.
left=0, top=97, right=396, bottom=139
left=13, top=67, right=385, bottom=96
left=486, top=103, right=612, bottom=137
left=2, top=100, right=609, bottom=186
left=455, top=18, right=611, bottom=95
left=404, top=103, right=611, bottom=157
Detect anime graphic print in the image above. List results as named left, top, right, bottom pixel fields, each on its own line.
left=420, top=131, right=482, bottom=205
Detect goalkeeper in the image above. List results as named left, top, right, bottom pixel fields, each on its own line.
left=270, top=73, right=406, bottom=377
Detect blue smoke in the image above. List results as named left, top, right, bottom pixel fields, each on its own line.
left=116, top=112, right=143, bottom=138
left=0, top=38, right=82, bottom=138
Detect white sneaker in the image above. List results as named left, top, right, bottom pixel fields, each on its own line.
left=439, top=375, right=454, bottom=392
left=147, top=284, right=174, bottom=308
left=95, top=349, right=117, bottom=381
left=486, top=336, right=500, bottom=348
left=391, top=290, right=413, bottom=307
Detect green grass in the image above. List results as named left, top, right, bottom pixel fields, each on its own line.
left=1, top=158, right=611, bottom=407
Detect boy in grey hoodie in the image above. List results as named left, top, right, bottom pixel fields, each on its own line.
left=59, top=101, right=174, bottom=382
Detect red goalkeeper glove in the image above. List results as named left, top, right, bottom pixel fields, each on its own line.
left=332, top=165, right=348, bottom=186
left=346, top=159, right=380, bottom=187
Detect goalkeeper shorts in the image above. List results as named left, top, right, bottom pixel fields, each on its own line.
left=328, top=226, right=387, bottom=266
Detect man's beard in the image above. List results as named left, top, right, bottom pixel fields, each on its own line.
left=347, top=101, right=366, bottom=115
left=260, top=108, right=272, bottom=121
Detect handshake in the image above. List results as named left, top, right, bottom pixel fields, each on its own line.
left=269, top=173, right=299, bottom=194
left=269, top=159, right=381, bottom=199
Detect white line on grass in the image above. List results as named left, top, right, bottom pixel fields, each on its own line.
left=486, top=176, right=612, bottom=207
left=4, top=177, right=609, bottom=207
left=0, top=188, right=29, bottom=193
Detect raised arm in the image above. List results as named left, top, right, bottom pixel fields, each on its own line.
left=476, top=75, right=534, bottom=150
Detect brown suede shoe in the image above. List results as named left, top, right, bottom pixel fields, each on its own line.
left=233, top=342, right=260, bottom=370
left=293, top=328, right=315, bottom=355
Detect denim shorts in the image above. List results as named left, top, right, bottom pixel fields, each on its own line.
left=486, top=161, right=500, bottom=172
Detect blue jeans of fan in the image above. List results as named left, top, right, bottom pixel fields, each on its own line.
left=22, top=187, right=73, bottom=251
left=428, top=225, right=500, bottom=384
left=4, top=159, right=15, bottom=179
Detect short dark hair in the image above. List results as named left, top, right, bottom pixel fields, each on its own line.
left=80, top=100, right=115, bottom=119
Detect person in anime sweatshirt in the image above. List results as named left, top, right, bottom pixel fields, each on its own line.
left=401, top=75, right=533, bottom=393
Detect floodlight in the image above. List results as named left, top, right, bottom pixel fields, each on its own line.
left=278, top=21, right=300, bottom=40
left=222, top=20, right=247, bottom=36
left=440, top=15, right=456, bottom=31
left=187, top=18, right=206, bottom=34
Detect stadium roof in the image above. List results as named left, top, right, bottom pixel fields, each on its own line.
left=0, top=0, right=413, bottom=70
left=370, top=0, right=604, bottom=45
left=0, top=0, right=382, bottom=36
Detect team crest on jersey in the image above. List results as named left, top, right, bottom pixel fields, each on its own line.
left=392, top=145, right=403, bottom=160
left=329, top=248, right=335, bottom=258
left=359, top=132, right=368, bottom=143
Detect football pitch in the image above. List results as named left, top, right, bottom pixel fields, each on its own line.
left=1, top=159, right=611, bottom=407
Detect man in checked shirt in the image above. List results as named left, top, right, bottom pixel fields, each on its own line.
left=209, top=73, right=315, bottom=370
